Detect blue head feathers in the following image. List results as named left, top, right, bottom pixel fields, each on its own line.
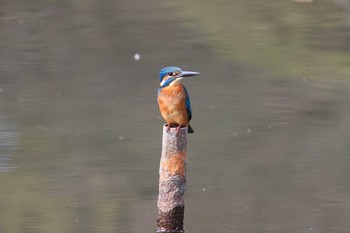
left=159, top=66, right=182, bottom=82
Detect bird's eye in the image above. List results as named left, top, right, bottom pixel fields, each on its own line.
left=168, top=72, right=173, bottom=76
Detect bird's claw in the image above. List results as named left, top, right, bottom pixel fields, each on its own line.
left=176, top=125, right=181, bottom=134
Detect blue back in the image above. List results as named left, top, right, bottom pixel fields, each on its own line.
left=183, top=86, right=192, bottom=121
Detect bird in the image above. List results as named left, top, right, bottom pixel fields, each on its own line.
left=157, top=66, right=200, bottom=133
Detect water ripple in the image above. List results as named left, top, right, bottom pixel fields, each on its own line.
left=0, top=117, right=19, bottom=172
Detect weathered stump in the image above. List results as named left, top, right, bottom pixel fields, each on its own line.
left=156, top=125, right=188, bottom=233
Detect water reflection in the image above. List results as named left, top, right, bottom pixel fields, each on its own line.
left=0, top=117, right=19, bottom=172
left=1, top=0, right=350, bottom=233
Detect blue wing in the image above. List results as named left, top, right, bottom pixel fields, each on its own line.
left=183, top=86, right=192, bottom=122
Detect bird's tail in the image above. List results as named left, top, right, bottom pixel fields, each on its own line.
left=188, top=124, right=194, bottom=133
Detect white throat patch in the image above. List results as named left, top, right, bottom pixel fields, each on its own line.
left=169, top=78, right=182, bottom=86
left=160, top=79, right=166, bottom=87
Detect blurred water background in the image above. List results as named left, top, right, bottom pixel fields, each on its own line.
left=1, top=0, right=350, bottom=232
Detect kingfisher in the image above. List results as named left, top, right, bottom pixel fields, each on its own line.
left=157, top=66, right=200, bottom=133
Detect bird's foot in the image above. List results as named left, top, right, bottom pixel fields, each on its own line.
left=176, top=125, right=181, bottom=134
left=166, top=124, right=171, bottom=132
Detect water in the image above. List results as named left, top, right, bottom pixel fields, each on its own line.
left=1, top=0, right=350, bottom=232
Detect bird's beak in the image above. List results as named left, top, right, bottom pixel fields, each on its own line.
left=179, top=71, right=200, bottom=77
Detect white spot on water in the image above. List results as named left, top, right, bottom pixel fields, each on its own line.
left=134, top=53, right=141, bottom=61
left=119, top=136, right=125, bottom=141
left=246, top=128, right=251, bottom=133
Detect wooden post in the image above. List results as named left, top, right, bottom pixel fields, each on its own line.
left=156, top=125, right=188, bottom=233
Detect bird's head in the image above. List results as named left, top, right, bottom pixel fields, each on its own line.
left=159, top=66, right=200, bottom=88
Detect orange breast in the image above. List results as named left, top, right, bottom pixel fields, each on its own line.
left=158, top=84, right=188, bottom=126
